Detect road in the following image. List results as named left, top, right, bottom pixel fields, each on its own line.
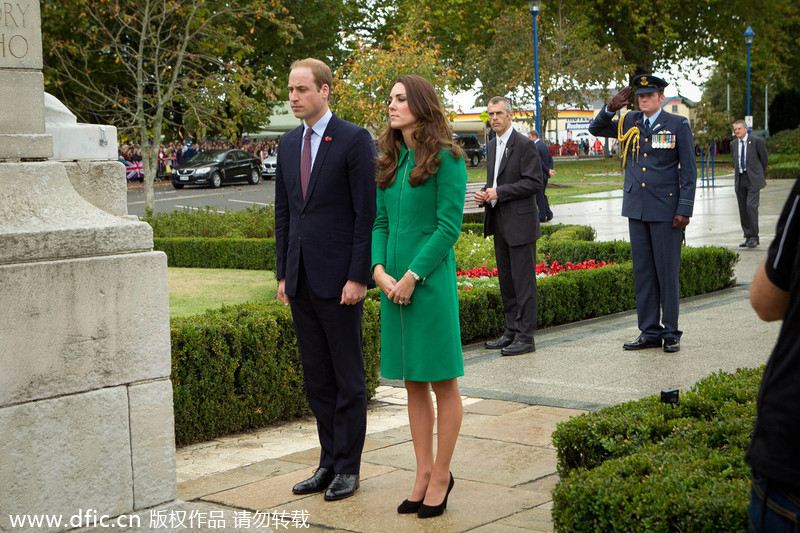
left=126, top=179, right=276, bottom=217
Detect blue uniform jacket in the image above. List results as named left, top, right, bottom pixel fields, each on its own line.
left=589, top=107, right=697, bottom=222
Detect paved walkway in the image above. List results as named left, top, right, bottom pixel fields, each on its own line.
left=174, top=175, right=794, bottom=532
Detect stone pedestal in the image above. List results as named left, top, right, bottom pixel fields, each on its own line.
left=0, top=3, right=181, bottom=531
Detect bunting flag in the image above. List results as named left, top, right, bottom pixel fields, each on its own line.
left=125, top=160, right=144, bottom=180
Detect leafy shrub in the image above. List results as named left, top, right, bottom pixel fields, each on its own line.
left=679, top=246, right=739, bottom=294
left=766, top=126, right=800, bottom=155
left=144, top=205, right=275, bottom=238
left=551, top=367, right=763, bottom=532
left=154, top=238, right=276, bottom=270
left=454, top=232, right=497, bottom=270
left=461, top=222, right=484, bottom=234
left=767, top=161, right=800, bottom=180
left=454, top=224, right=597, bottom=272
left=540, top=239, right=631, bottom=264
left=462, top=212, right=484, bottom=224
left=172, top=298, right=381, bottom=445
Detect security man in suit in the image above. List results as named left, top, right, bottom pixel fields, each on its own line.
left=474, top=97, right=543, bottom=356
left=275, top=58, right=376, bottom=500
left=589, top=75, right=697, bottom=353
left=732, top=119, right=769, bottom=248
left=528, top=130, right=555, bottom=222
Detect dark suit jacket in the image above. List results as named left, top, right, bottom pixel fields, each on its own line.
left=481, top=129, right=543, bottom=245
left=733, top=135, right=768, bottom=190
left=535, top=140, right=553, bottom=177
left=275, top=113, right=377, bottom=299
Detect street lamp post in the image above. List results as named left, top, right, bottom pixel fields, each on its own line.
left=528, top=0, right=542, bottom=136
left=744, top=25, right=755, bottom=132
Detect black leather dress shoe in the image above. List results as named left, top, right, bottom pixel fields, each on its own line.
left=623, top=336, right=662, bottom=350
left=485, top=334, right=514, bottom=349
left=292, top=467, right=334, bottom=495
left=746, top=237, right=758, bottom=248
left=739, top=240, right=749, bottom=247
left=501, top=340, right=535, bottom=356
left=324, top=474, right=359, bottom=501
left=663, top=338, right=680, bottom=353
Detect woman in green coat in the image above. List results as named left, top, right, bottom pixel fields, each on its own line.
left=372, top=75, right=467, bottom=519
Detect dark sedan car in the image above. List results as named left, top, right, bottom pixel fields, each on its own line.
left=171, top=149, right=262, bottom=189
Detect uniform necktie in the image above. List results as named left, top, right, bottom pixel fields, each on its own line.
left=740, top=141, right=746, bottom=171
left=644, top=118, right=650, bottom=131
left=301, top=127, right=312, bottom=198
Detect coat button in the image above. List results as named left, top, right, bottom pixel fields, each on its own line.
left=300, top=213, right=306, bottom=218
left=642, top=183, right=646, bottom=187
left=645, top=138, right=649, bottom=142
left=642, top=167, right=647, bottom=171
left=643, top=153, right=648, bottom=157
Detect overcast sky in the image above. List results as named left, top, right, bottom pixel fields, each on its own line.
left=450, top=59, right=712, bottom=112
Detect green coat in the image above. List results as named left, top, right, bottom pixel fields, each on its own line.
left=371, top=145, right=467, bottom=382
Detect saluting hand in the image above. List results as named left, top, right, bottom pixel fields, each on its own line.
left=607, top=87, right=633, bottom=113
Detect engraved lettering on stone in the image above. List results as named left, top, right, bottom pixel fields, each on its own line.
left=0, top=3, right=30, bottom=59
left=2, top=3, right=30, bottom=28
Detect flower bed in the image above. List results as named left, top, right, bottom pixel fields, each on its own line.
left=457, top=260, right=614, bottom=290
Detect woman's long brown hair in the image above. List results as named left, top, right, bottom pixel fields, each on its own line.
left=376, top=75, right=464, bottom=190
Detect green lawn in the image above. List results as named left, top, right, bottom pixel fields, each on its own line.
left=467, top=156, right=733, bottom=205
left=467, top=157, right=624, bottom=204
left=168, top=267, right=277, bottom=318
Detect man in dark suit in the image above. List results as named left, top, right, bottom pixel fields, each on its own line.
left=275, top=58, right=376, bottom=501
left=474, top=96, right=543, bottom=356
left=732, top=119, right=769, bottom=248
left=528, top=130, right=555, bottom=222
left=589, top=74, right=697, bottom=353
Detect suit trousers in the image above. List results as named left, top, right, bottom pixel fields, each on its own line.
left=289, top=259, right=367, bottom=474
left=492, top=213, right=538, bottom=343
left=628, top=219, right=683, bottom=341
left=536, top=176, right=552, bottom=222
left=736, top=171, right=760, bottom=240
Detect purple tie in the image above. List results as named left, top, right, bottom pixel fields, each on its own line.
left=301, top=127, right=312, bottom=198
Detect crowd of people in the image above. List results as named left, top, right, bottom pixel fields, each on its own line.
left=118, top=138, right=280, bottom=179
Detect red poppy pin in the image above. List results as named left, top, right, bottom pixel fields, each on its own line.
left=324, top=136, right=331, bottom=142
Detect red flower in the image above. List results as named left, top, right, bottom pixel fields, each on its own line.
left=324, top=136, right=331, bottom=142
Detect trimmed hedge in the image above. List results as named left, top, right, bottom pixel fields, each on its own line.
left=151, top=218, right=597, bottom=272
left=456, top=245, right=737, bottom=342
left=162, top=212, right=738, bottom=444
left=551, top=367, right=762, bottom=532
left=461, top=222, right=596, bottom=241
left=154, top=237, right=276, bottom=270
left=144, top=205, right=275, bottom=238
left=172, top=298, right=381, bottom=445
left=767, top=161, right=800, bottom=180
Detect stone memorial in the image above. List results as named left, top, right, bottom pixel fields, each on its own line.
left=0, top=1, right=178, bottom=530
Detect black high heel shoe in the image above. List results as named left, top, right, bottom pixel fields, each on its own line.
left=417, top=473, right=454, bottom=519
left=397, top=498, right=423, bottom=514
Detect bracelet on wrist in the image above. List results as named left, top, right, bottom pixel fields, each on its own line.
left=407, top=269, right=421, bottom=282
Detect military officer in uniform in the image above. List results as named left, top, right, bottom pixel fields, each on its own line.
left=589, top=75, right=697, bottom=353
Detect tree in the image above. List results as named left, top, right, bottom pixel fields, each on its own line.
left=563, top=0, right=714, bottom=78
left=477, top=1, right=627, bottom=136
left=41, top=0, right=296, bottom=214
left=332, top=23, right=461, bottom=133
